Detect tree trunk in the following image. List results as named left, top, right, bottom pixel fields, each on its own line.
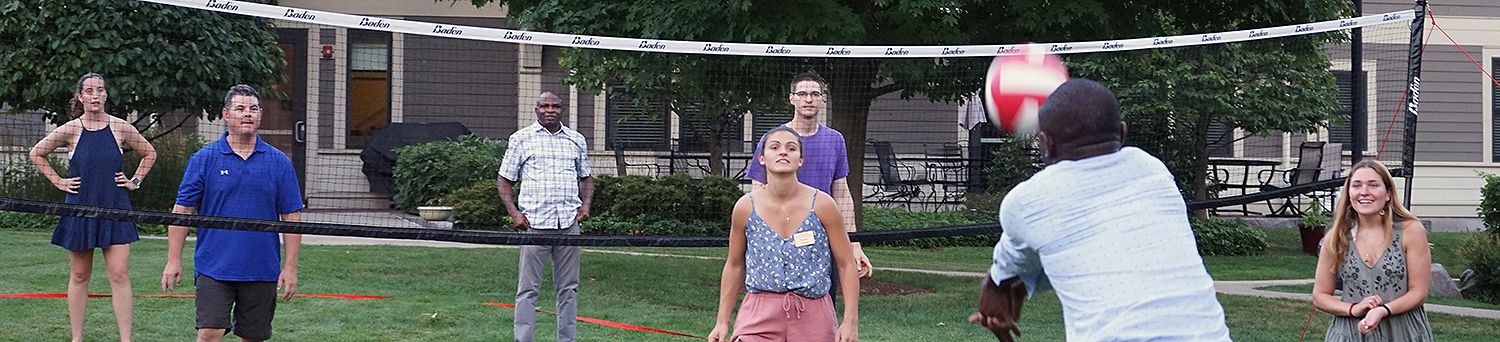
left=707, top=128, right=726, bottom=176
left=1192, top=113, right=1213, bottom=219
left=823, top=59, right=882, bottom=226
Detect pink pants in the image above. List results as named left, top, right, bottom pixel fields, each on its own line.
left=731, top=291, right=836, bottom=342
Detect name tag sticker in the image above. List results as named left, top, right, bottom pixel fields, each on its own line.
left=793, top=231, right=815, bottom=247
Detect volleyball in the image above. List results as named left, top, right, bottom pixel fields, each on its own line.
left=982, top=49, right=1069, bottom=135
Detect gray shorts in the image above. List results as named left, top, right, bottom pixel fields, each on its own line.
left=196, top=274, right=277, bottom=341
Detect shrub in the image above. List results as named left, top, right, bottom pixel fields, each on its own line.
left=444, top=179, right=511, bottom=230
left=393, top=135, right=507, bottom=211
left=0, top=211, right=58, bottom=231
left=1478, top=172, right=1500, bottom=235
left=982, top=134, right=1043, bottom=193
left=0, top=156, right=66, bottom=203
left=583, top=213, right=723, bottom=237
left=1457, top=234, right=1500, bottom=304
left=126, top=132, right=204, bottom=211
left=1463, top=172, right=1500, bottom=304
left=1191, top=217, right=1268, bottom=256
left=576, top=174, right=741, bottom=236
left=860, top=206, right=997, bottom=248
left=592, top=174, right=739, bottom=228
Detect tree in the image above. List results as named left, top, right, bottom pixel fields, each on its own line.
left=1067, top=0, right=1349, bottom=217
left=563, top=50, right=792, bottom=176
left=0, top=0, right=284, bottom=136
left=459, top=0, right=1348, bottom=221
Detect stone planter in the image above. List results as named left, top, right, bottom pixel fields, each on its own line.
left=1298, top=224, right=1325, bottom=256
left=417, top=206, right=454, bottom=221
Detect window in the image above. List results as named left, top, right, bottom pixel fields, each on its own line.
left=677, top=103, right=745, bottom=153
left=1205, top=118, right=1232, bottom=158
left=1493, top=58, right=1499, bottom=161
left=751, top=111, right=792, bottom=144
left=346, top=29, right=391, bottom=149
left=1328, top=70, right=1357, bottom=153
left=605, top=88, right=669, bottom=150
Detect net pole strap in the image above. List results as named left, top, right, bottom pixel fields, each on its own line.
left=1398, top=0, right=1428, bottom=209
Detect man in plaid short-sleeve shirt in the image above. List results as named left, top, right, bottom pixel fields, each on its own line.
left=498, top=91, right=594, bottom=342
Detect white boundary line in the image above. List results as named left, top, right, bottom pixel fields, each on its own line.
left=142, top=0, right=1414, bottom=58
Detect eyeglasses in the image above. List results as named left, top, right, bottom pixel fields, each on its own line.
left=537, top=104, right=562, bottom=109
left=790, top=91, right=825, bottom=99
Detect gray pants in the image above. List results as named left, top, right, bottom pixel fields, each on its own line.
left=514, top=223, right=581, bottom=342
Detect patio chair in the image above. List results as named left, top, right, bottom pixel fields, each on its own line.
left=923, top=142, right=968, bottom=203
left=1258, top=141, right=1337, bottom=216
left=863, top=140, right=922, bottom=208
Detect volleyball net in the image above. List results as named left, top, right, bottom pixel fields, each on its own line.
left=0, top=0, right=1428, bottom=245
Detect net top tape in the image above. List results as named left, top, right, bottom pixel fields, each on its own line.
left=144, top=0, right=1413, bottom=58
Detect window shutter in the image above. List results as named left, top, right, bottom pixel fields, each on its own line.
left=605, top=87, right=668, bottom=151
left=1328, top=70, right=1355, bottom=153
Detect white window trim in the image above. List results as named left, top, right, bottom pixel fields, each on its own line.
left=1483, top=49, right=1495, bottom=163
left=1327, top=58, right=1379, bottom=159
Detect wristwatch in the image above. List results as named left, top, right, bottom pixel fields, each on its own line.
left=130, top=177, right=142, bottom=187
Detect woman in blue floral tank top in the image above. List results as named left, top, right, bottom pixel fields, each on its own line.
left=708, top=126, right=860, bottom=342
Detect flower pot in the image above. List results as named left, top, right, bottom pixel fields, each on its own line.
left=1298, top=224, right=1325, bottom=256
left=417, top=206, right=454, bottom=221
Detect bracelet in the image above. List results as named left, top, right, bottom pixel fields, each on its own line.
left=1380, top=304, right=1392, bottom=316
left=1348, top=303, right=1356, bottom=317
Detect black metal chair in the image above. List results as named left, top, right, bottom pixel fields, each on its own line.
left=1258, top=141, right=1329, bottom=216
left=863, top=140, right=922, bottom=208
left=922, top=142, right=968, bottom=204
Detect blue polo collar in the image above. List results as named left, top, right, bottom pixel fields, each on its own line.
left=213, top=132, right=271, bottom=155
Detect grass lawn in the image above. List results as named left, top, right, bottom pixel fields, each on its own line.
left=2, top=230, right=1497, bottom=341
left=1256, top=284, right=1500, bottom=311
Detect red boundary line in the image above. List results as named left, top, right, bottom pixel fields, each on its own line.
left=482, top=302, right=702, bottom=339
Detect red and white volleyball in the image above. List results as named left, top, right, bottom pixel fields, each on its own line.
left=983, top=48, right=1069, bottom=135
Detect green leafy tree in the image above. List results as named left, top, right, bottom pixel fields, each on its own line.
left=1068, top=0, right=1348, bottom=216
left=0, top=0, right=284, bottom=135
left=456, top=0, right=1348, bottom=221
left=565, top=51, right=791, bottom=175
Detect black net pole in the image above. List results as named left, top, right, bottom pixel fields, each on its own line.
left=1351, top=0, right=1367, bottom=164
left=1399, top=0, right=1427, bottom=209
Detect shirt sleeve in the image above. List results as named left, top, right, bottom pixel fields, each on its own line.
left=174, top=152, right=205, bottom=207
left=747, top=134, right=766, bottom=184
left=574, top=133, right=592, bottom=178
left=498, top=135, right=523, bottom=182
left=990, top=191, right=1049, bottom=296
left=832, top=133, right=849, bottom=180
left=276, top=156, right=305, bottom=215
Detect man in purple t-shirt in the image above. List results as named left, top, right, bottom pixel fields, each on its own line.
left=747, top=72, right=872, bottom=277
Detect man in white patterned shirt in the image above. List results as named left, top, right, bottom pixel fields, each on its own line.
left=498, top=91, right=594, bottom=342
left=970, top=79, right=1230, bottom=341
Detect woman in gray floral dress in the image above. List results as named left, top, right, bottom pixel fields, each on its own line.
left=1312, top=160, right=1433, bottom=341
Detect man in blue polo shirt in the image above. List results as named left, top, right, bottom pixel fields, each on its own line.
left=162, top=84, right=304, bottom=342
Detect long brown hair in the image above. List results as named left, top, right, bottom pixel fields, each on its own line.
left=68, top=73, right=106, bottom=118
left=1324, top=159, right=1418, bottom=273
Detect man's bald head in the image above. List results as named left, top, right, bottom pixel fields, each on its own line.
left=1038, top=79, right=1123, bottom=150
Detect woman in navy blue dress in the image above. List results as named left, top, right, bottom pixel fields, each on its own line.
left=29, top=73, right=157, bottom=342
